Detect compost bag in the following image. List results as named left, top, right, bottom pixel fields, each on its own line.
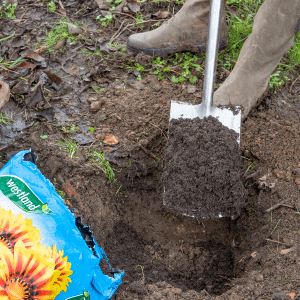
left=0, top=149, right=123, bottom=300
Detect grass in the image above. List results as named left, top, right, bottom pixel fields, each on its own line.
left=86, top=149, right=119, bottom=184
left=36, top=17, right=85, bottom=52
left=96, top=14, right=114, bottom=27
left=111, top=0, right=299, bottom=91
left=0, top=1, right=18, bottom=20
left=271, top=218, right=281, bottom=235
left=56, top=136, right=78, bottom=159
left=0, top=113, right=12, bottom=125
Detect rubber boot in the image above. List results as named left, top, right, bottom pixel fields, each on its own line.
left=213, top=0, right=300, bottom=120
left=0, top=81, right=10, bottom=111
left=127, top=0, right=228, bottom=57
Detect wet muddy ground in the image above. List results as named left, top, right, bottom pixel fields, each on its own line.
left=1, top=1, right=300, bottom=299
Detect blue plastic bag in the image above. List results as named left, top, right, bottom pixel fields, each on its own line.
left=0, top=149, right=123, bottom=300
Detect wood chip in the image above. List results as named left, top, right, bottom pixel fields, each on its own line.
left=280, top=246, right=297, bottom=255
left=103, top=135, right=118, bottom=145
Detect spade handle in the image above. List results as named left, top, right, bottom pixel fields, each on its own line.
left=202, top=0, right=223, bottom=115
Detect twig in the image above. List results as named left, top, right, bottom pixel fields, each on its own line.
left=135, top=19, right=168, bottom=25
left=149, top=122, right=167, bottom=140
left=139, top=144, right=156, bottom=159
left=0, top=146, right=8, bottom=151
left=266, top=239, right=291, bottom=247
left=109, top=20, right=126, bottom=44
left=111, top=11, right=136, bottom=21
left=289, top=76, right=299, bottom=93
left=112, top=23, right=133, bottom=41
left=266, top=203, right=294, bottom=213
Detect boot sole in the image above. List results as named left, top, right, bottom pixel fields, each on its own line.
left=127, top=40, right=228, bottom=58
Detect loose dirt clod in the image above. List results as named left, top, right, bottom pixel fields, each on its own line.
left=163, top=116, right=247, bottom=219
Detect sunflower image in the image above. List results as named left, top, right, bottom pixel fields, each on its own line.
left=39, top=245, right=73, bottom=297
left=0, top=207, right=41, bottom=252
left=0, top=241, right=58, bottom=300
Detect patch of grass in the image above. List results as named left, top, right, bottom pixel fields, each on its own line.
left=1, top=1, right=18, bottom=20
left=48, top=1, right=56, bottom=12
left=136, top=12, right=145, bottom=29
left=96, top=14, right=114, bottom=27
left=53, top=178, right=70, bottom=202
left=86, top=149, right=119, bottom=184
left=136, top=0, right=300, bottom=89
left=56, top=136, right=79, bottom=159
left=36, top=17, right=84, bottom=52
left=91, top=85, right=105, bottom=94
left=0, top=113, right=12, bottom=125
left=0, top=56, right=27, bottom=71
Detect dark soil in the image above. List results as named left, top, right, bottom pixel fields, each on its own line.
left=163, top=116, right=247, bottom=219
left=1, top=1, right=300, bottom=299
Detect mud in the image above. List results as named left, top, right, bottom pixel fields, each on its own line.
left=163, top=116, right=247, bottom=219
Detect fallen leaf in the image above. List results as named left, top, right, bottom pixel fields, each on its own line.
left=58, top=0, right=67, bottom=16
left=54, top=39, right=65, bottom=50
left=35, top=46, right=48, bottom=54
left=94, top=0, right=111, bottom=10
left=127, top=0, right=140, bottom=12
left=152, top=10, right=171, bottom=18
left=280, top=245, right=297, bottom=255
left=43, top=71, right=63, bottom=84
left=67, top=23, right=84, bottom=35
left=20, top=49, right=45, bottom=62
left=115, top=0, right=127, bottom=12
left=104, top=135, right=119, bottom=145
left=10, top=61, right=36, bottom=70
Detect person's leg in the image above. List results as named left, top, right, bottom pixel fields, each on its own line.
left=127, top=0, right=228, bottom=57
left=213, top=0, right=300, bottom=120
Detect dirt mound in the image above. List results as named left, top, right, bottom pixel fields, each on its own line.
left=163, top=117, right=247, bottom=219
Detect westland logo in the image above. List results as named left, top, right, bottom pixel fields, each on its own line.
left=0, top=175, right=52, bottom=214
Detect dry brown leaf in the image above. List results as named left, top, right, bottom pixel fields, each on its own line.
left=67, top=23, right=84, bottom=34
left=54, top=39, right=66, bottom=50
left=104, top=135, right=119, bottom=145
left=127, top=0, right=140, bottom=12
left=152, top=10, right=171, bottom=18
left=58, top=0, right=67, bottom=16
left=94, top=0, right=111, bottom=10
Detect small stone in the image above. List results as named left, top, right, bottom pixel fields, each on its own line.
left=123, top=6, right=129, bottom=12
left=186, top=85, right=197, bottom=94
left=90, top=100, right=105, bottom=112
left=272, top=292, right=296, bottom=300
left=251, top=251, right=258, bottom=258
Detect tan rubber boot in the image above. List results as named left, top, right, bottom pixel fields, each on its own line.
left=127, top=0, right=228, bottom=57
left=213, top=0, right=300, bottom=120
left=0, top=81, right=10, bottom=111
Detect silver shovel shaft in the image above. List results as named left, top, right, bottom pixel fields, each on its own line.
left=203, top=0, right=224, bottom=115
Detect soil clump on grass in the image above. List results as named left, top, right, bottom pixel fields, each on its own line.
left=163, top=116, right=247, bottom=219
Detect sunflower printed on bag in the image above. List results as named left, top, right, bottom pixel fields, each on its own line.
left=0, top=150, right=123, bottom=300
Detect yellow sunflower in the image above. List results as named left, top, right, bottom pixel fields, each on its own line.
left=0, top=241, right=58, bottom=300
left=41, top=245, right=73, bottom=297
left=0, top=207, right=41, bottom=252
